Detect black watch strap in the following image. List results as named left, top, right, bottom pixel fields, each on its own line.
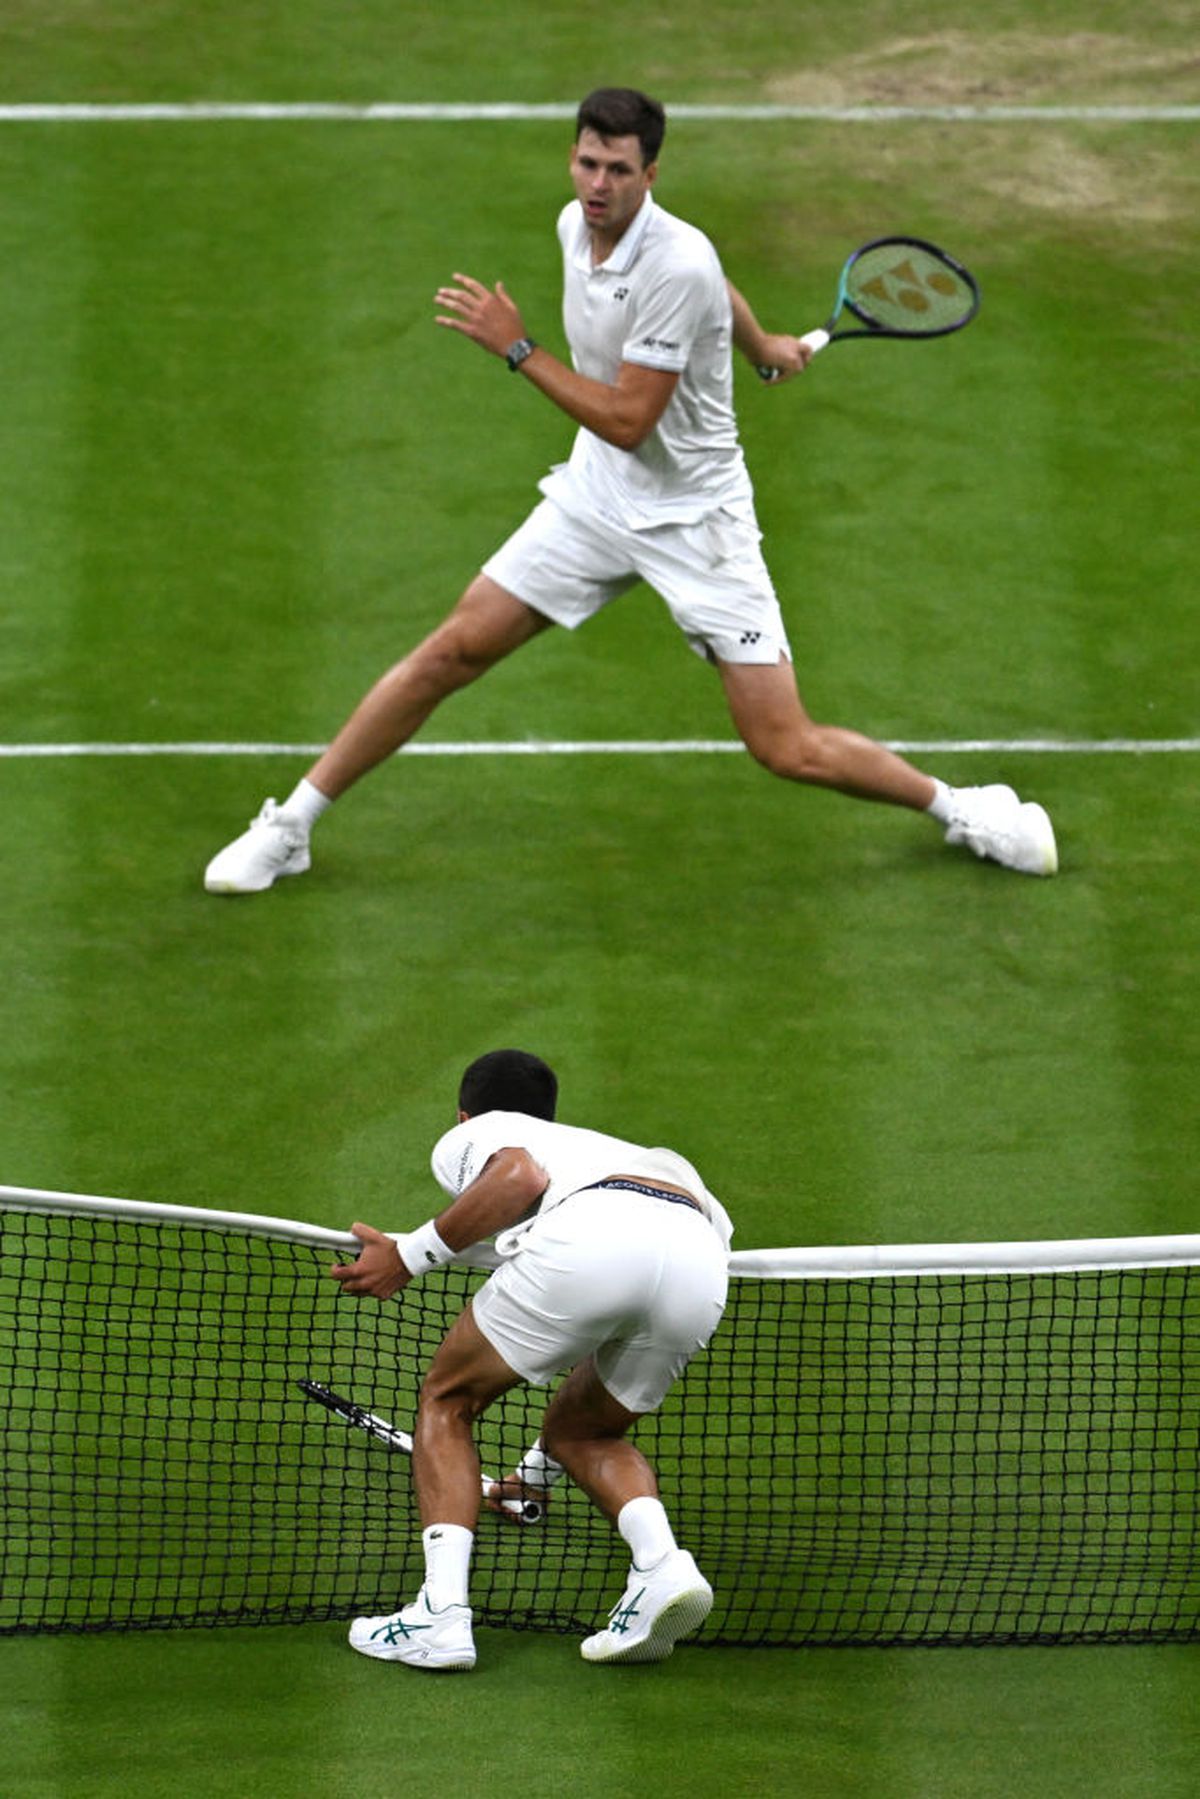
left=505, top=336, right=537, bottom=372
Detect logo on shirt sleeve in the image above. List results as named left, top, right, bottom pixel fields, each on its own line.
left=639, top=334, right=680, bottom=351
left=456, top=1142, right=475, bottom=1192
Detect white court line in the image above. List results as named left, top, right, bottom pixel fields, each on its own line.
left=0, top=739, right=1197, bottom=759
left=0, top=103, right=1196, bottom=124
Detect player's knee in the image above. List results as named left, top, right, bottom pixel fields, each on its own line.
left=411, top=621, right=497, bottom=697
left=417, top=1367, right=485, bottom=1429
left=540, top=1415, right=604, bottom=1472
left=540, top=1360, right=641, bottom=1470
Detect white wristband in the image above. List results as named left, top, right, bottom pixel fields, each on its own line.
left=514, top=1439, right=566, bottom=1491
left=393, top=1219, right=455, bottom=1278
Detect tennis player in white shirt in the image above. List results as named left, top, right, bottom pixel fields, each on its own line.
left=205, top=85, right=1055, bottom=894
left=330, top=1048, right=732, bottom=1670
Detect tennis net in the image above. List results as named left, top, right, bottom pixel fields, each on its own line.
left=1, top=1185, right=1196, bottom=1645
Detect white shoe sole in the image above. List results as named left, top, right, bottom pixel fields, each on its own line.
left=203, top=842, right=311, bottom=894
left=348, top=1623, right=475, bottom=1671
left=581, top=1581, right=713, bottom=1665
left=351, top=1641, right=476, bottom=1670
left=203, top=856, right=309, bottom=895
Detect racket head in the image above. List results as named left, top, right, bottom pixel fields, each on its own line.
left=836, top=236, right=979, bottom=340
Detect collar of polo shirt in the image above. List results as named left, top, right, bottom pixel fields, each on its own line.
left=570, top=192, right=657, bottom=276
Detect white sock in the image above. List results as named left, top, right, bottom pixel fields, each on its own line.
left=617, top=1496, right=677, bottom=1572
left=422, top=1523, right=473, bottom=1611
left=925, top=778, right=957, bottom=824
left=282, top=777, right=332, bottom=831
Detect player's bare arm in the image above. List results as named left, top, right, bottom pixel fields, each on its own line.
left=329, top=1147, right=549, bottom=1300
left=435, top=272, right=678, bottom=451
left=727, top=281, right=812, bottom=383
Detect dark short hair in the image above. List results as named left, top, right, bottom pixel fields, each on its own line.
left=576, top=87, right=666, bottom=166
left=458, top=1049, right=559, bottom=1121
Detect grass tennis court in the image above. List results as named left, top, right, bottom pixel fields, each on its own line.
left=1, top=2, right=1198, bottom=1794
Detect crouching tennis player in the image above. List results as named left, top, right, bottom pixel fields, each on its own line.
left=329, top=1047, right=731, bottom=1670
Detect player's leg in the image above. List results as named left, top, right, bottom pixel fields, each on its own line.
left=539, top=1351, right=656, bottom=1518
left=536, top=1196, right=726, bottom=1664
left=641, top=509, right=1057, bottom=874
left=718, top=653, right=937, bottom=805
left=718, top=655, right=1057, bottom=872
left=411, top=1302, right=525, bottom=1528
left=306, top=577, right=550, bottom=801
left=540, top=1354, right=716, bottom=1666
left=203, top=575, right=549, bottom=894
left=348, top=1302, right=522, bottom=1671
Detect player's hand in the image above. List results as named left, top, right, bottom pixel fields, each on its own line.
left=483, top=1475, right=550, bottom=1524
left=434, top=273, right=526, bottom=358
left=329, top=1222, right=411, bottom=1300
left=754, top=333, right=815, bottom=383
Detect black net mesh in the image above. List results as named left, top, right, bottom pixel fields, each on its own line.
left=1, top=1203, right=1197, bottom=1644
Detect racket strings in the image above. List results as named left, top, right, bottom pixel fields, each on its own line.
left=847, top=246, right=975, bottom=333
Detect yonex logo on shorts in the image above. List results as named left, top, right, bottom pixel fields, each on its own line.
left=740, top=630, right=762, bottom=645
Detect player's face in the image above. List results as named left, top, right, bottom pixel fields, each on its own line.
left=570, top=128, right=656, bottom=246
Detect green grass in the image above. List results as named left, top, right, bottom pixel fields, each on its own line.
left=2, top=1627, right=1197, bottom=1799
left=0, top=3, right=1198, bottom=1794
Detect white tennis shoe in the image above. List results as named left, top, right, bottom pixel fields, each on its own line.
left=943, top=784, right=1058, bottom=876
left=348, top=1590, right=476, bottom=1670
left=203, top=799, right=311, bottom=894
left=580, top=1549, right=713, bottom=1665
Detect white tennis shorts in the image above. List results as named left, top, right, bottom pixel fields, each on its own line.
left=482, top=495, right=792, bottom=666
left=471, top=1187, right=730, bottom=1414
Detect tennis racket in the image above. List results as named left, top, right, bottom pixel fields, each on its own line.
left=757, top=235, right=980, bottom=380
left=297, top=1378, right=544, bottom=1524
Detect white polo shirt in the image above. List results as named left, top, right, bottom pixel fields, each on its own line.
left=430, top=1109, right=734, bottom=1255
left=538, top=194, right=757, bottom=531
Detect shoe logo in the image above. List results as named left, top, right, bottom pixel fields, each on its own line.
left=609, top=1587, right=645, bottom=1635
left=371, top=1617, right=430, bottom=1644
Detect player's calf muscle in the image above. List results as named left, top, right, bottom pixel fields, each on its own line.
left=740, top=718, right=831, bottom=782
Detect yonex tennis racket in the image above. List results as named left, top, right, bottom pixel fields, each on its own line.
left=758, top=235, right=980, bottom=380
left=297, top=1378, right=544, bottom=1524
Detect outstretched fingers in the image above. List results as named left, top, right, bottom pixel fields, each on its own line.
left=433, top=273, right=525, bottom=353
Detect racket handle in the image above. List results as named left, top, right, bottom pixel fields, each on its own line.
left=481, top=1477, right=543, bottom=1524
left=756, top=325, right=832, bottom=382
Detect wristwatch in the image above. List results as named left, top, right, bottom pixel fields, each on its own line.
left=505, top=336, right=537, bottom=372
